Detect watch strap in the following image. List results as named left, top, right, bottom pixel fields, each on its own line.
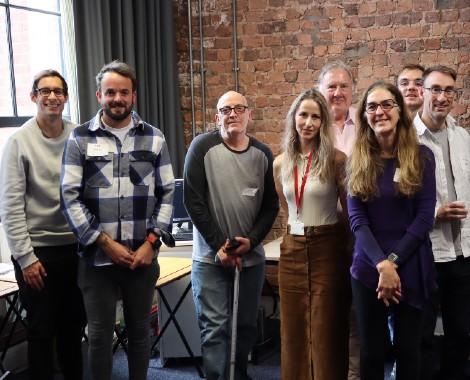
left=388, top=252, right=399, bottom=264
left=145, top=234, right=160, bottom=249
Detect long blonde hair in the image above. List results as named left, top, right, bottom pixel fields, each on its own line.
left=280, top=89, right=336, bottom=183
left=347, top=81, right=423, bottom=201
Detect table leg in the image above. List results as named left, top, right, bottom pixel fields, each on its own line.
left=152, top=282, right=204, bottom=378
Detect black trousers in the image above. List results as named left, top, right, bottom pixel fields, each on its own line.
left=352, top=277, right=424, bottom=380
left=420, top=256, right=470, bottom=380
left=12, top=244, right=87, bottom=380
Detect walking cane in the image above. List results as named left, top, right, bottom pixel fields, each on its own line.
left=229, top=266, right=240, bottom=380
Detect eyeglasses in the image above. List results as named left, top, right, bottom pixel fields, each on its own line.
left=423, top=87, right=459, bottom=99
left=218, top=105, right=248, bottom=115
left=36, top=88, right=65, bottom=97
left=398, top=79, right=423, bottom=87
left=365, top=99, right=398, bottom=114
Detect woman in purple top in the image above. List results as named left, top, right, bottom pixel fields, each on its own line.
left=346, top=81, right=436, bottom=380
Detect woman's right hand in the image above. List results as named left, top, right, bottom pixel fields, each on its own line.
left=376, top=260, right=402, bottom=306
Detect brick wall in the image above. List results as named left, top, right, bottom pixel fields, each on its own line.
left=174, top=0, right=470, bottom=240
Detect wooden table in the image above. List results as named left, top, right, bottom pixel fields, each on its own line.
left=152, top=257, right=204, bottom=377
left=156, top=257, right=192, bottom=288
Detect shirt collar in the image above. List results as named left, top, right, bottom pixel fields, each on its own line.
left=88, top=110, right=144, bottom=132
left=414, top=112, right=457, bottom=137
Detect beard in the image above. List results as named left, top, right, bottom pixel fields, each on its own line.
left=103, top=101, right=133, bottom=121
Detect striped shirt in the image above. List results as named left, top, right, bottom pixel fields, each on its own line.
left=414, top=113, right=470, bottom=262
left=60, top=110, right=174, bottom=266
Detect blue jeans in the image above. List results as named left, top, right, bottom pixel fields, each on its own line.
left=78, top=258, right=159, bottom=380
left=192, top=261, right=265, bottom=380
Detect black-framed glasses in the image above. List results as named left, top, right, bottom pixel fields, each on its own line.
left=36, top=87, right=65, bottom=97
left=423, top=87, right=459, bottom=99
left=365, top=99, right=398, bottom=114
left=218, top=105, right=248, bottom=115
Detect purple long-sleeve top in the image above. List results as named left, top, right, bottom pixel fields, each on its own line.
left=348, top=145, right=437, bottom=309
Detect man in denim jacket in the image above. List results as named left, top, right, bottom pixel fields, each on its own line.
left=60, top=60, right=175, bottom=380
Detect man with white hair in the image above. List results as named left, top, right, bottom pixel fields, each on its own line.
left=317, top=60, right=359, bottom=380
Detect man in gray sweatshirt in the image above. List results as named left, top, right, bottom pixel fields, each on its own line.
left=184, top=91, right=279, bottom=379
left=0, top=70, right=86, bottom=380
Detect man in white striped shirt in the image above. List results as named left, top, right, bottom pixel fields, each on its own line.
left=414, top=65, right=470, bottom=380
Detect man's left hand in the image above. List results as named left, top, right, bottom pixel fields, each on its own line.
left=226, top=237, right=250, bottom=255
left=130, top=240, right=156, bottom=270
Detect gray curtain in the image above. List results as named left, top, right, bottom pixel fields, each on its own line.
left=72, top=0, right=185, bottom=176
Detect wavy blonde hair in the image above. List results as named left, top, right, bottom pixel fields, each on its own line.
left=280, top=89, right=336, bottom=183
left=347, top=81, right=424, bottom=201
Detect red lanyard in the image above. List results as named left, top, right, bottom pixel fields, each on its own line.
left=294, top=150, right=314, bottom=218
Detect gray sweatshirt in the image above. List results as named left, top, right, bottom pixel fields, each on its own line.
left=0, top=118, right=77, bottom=269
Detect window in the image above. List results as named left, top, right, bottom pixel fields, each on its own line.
left=0, top=0, right=77, bottom=127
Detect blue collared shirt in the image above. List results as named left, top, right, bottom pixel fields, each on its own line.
left=60, top=110, right=175, bottom=266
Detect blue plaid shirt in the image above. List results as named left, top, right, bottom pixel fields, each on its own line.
left=60, top=110, right=175, bottom=266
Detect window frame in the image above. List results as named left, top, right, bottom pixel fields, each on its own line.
left=0, top=0, right=77, bottom=127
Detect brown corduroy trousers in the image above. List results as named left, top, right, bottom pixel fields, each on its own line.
left=279, top=224, right=351, bottom=380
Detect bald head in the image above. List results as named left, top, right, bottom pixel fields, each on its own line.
left=215, top=91, right=252, bottom=139
left=217, top=91, right=248, bottom=110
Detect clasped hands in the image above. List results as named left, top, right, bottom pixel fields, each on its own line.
left=97, top=232, right=155, bottom=270
left=376, top=259, right=402, bottom=307
left=216, top=237, right=250, bottom=271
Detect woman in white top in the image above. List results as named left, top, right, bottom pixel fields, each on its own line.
left=273, top=89, right=351, bottom=380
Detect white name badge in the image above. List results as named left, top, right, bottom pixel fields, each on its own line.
left=290, top=221, right=305, bottom=236
left=242, top=188, right=258, bottom=197
left=87, top=143, right=109, bottom=157
left=393, top=168, right=401, bottom=182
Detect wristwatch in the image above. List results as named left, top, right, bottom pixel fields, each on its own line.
left=388, top=253, right=399, bottom=264
left=145, top=234, right=160, bottom=249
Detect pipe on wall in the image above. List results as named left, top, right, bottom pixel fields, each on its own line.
left=188, top=0, right=196, bottom=138
left=232, top=0, right=239, bottom=92
left=198, top=0, right=206, bottom=133
left=188, top=0, right=239, bottom=136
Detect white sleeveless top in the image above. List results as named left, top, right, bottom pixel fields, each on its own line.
left=282, top=157, right=339, bottom=226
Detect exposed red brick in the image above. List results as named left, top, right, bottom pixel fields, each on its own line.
left=441, top=37, right=459, bottom=49
left=397, top=0, right=413, bottom=12
left=345, top=15, right=360, bottom=28
left=249, top=0, right=268, bottom=10
left=172, top=0, right=470, bottom=231
left=369, top=28, right=393, bottom=41
left=377, top=1, right=397, bottom=13
left=390, top=40, right=406, bottom=52
left=408, top=39, right=425, bottom=51
left=376, top=14, right=391, bottom=26
left=359, top=16, right=375, bottom=28
left=425, top=11, right=441, bottom=23
left=358, top=3, right=377, bottom=14
left=314, top=45, right=328, bottom=56
left=424, top=38, right=442, bottom=50
left=394, top=26, right=422, bottom=38
left=264, top=35, right=281, bottom=46
left=461, top=7, right=470, bottom=22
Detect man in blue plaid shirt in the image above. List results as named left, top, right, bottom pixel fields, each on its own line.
left=60, top=60, right=174, bottom=380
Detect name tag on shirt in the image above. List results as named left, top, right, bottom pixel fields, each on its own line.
left=87, top=143, right=109, bottom=156
left=242, top=188, right=258, bottom=196
left=290, top=221, right=305, bottom=236
left=393, top=168, right=401, bottom=182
